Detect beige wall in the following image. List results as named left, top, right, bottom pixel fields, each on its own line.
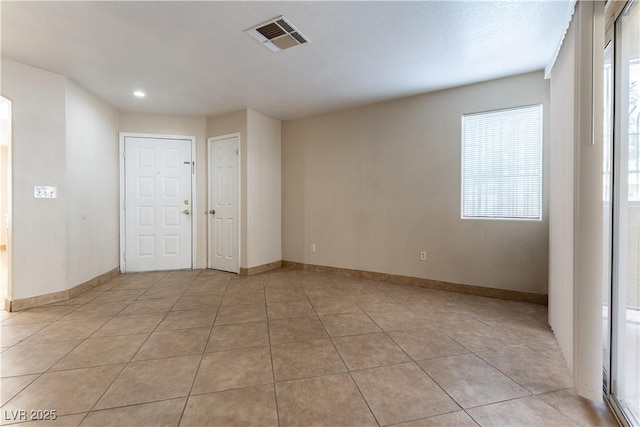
left=119, top=112, right=208, bottom=268
left=1, top=98, right=9, bottom=248
left=1, top=146, right=8, bottom=247
left=66, top=80, right=119, bottom=286
left=282, top=71, right=550, bottom=294
left=247, top=110, right=281, bottom=267
left=2, top=60, right=120, bottom=300
left=2, top=60, right=68, bottom=299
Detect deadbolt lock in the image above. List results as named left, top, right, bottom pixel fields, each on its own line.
left=184, top=200, right=189, bottom=205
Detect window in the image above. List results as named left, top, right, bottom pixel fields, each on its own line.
left=461, top=104, right=543, bottom=220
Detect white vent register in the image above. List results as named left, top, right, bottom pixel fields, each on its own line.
left=245, top=16, right=309, bottom=53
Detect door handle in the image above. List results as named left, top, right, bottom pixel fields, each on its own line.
left=209, top=209, right=216, bottom=215
left=183, top=210, right=190, bottom=215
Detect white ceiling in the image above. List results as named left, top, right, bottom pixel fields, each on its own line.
left=1, top=1, right=573, bottom=120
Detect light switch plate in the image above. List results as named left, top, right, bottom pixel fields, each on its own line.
left=34, top=186, right=57, bottom=199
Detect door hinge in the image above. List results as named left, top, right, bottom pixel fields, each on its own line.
left=192, top=161, right=195, bottom=174
left=123, top=252, right=126, bottom=261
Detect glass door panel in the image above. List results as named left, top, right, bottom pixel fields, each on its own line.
left=612, top=1, right=640, bottom=424
left=604, top=39, right=613, bottom=391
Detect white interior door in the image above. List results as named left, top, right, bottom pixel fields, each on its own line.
left=124, top=136, right=193, bottom=272
left=208, top=135, right=239, bottom=273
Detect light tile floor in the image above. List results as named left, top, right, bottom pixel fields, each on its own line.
left=0, top=268, right=618, bottom=426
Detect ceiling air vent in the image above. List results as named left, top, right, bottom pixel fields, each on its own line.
left=245, top=16, right=309, bottom=53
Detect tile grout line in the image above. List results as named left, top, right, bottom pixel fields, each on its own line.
left=263, top=278, right=282, bottom=427
left=326, top=279, right=472, bottom=425
left=462, top=393, right=577, bottom=427
left=470, top=347, right=557, bottom=397
left=78, top=271, right=190, bottom=422
left=1, top=309, right=109, bottom=417
left=176, top=271, right=228, bottom=427
left=76, top=272, right=174, bottom=421
left=315, top=301, right=383, bottom=427
left=0, top=303, right=121, bottom=415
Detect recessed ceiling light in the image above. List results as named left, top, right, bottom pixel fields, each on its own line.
left=133, top=90, right=146, bottom=98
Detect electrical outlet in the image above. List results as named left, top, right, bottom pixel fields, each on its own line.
left=420, top=251, right=427, bottom=261
left=311, top=244, right=316, bottom=253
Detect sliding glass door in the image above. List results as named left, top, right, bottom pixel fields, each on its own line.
left=606, top=1, right=640, bottom=425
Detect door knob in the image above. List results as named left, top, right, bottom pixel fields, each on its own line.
left=209, top=209, right=216, bottom=215
left=183, top=210, right=190, bottom=215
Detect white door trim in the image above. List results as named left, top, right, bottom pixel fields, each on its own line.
left=119, top=132, right=197, bottom=273
left=207, top=132, right=241, bottom=273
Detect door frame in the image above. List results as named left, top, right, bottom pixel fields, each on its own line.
left=207, top=132, right=241, bottom=273
left=119, top=132, right=197, bottom=273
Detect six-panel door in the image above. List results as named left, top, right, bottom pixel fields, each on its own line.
left=124, top=136, right=193, bottom=272
left=208, top=135, right=239, bottom=273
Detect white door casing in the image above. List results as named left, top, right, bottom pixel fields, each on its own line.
left=208, top=134, right=240, bottom=273
left=121, top=134, right=195, bottom=272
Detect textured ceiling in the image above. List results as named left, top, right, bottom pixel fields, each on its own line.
left=0, top=1, right=573, bottom=120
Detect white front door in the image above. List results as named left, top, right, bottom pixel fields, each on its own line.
left=124, top=136, right=193, bottom=272
left=208, top=135, right=239, bottom=273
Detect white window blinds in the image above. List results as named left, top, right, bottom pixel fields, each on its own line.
left=462, top=104, right=543, bottom=220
